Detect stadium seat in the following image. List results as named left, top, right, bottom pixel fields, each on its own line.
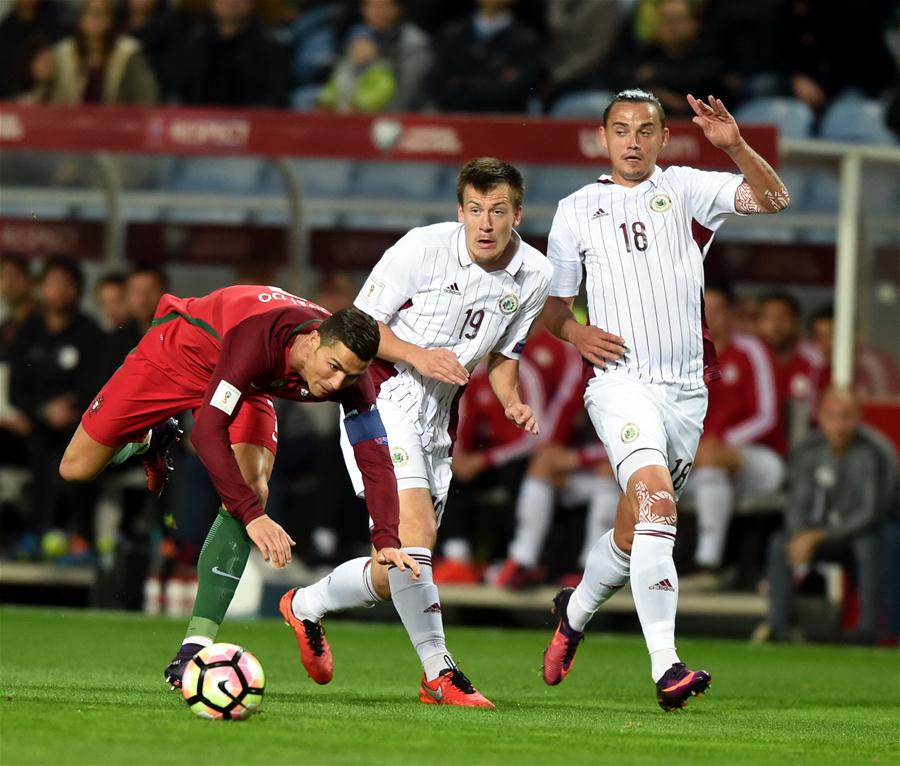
left=526, top=164, right=599, bottom=204
left=346, top=161, right=451, bottom=229
left=819, top=96, right=897, bottom=145
left=549, top=90, right=616, bottom=119
left=734, top=97, right=815, bottom=140
left=162, top=157, right=269, bottom=223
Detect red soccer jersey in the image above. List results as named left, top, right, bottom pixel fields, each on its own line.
left=705, top=333, right=786, bottom=454
left=148, top=285, right=399, bottom=549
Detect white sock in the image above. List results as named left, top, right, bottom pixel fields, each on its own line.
left=292, top=556, right=381, bottom=622
left=568, top=530, right=630, bottom=631
left=631, top=522, right=680, bottom=682
left=442, top=537, right=471, bottom=562
left=577, top=477, right=620, bottom=568
left=183, top=635, right=213, bottom=648
left=692, top=467, right=734, bottom=569
left=508, top=477, right=555, bottom=567
left=388, top=547, right=452, bottom=681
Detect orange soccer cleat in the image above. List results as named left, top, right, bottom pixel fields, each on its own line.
left=418, top=664, right=495, bottom=709
left=279, top=588, right=334, bottom=684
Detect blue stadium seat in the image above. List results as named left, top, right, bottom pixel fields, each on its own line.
left=549, top=90, right=616, bottom=119
left=346, top=161, right=450, bottom=229
left=819, top=97, right=897, bottom=144
left=162, top=157, right=269, bottom=222
left=290, top=85, right=323, bottom=112
left=734, top=97, right=815, bottom=140
left=526, top=164, right=599, bottom=204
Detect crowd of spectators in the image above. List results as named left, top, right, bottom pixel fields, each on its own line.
left=1, top=252, right=897, bottom=640
left=1, top=0, right=898, bottom=137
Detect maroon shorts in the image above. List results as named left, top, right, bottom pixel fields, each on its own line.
left=81, top=351, right=278, bottom=455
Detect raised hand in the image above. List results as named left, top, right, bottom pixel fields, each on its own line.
left=409, top=347, right=469, bottom=385
left=246, top=515, right=296, bottom=568
left=687, top=94, right=742, bottom=152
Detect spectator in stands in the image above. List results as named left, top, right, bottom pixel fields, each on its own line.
left=542, top=0, right=626, bottom=106
left=612, top=0, right=724, bottom=118
left=288, top=0, right=340, bottom=108
left=14, top=35, right=57, bottom=103
left=9, top=257, right=104, bottom=560
left=48, top=0, right=158, bottom=105
left=684, top=284, right=785, bottom=588
left=0, top=255, right=37, bottom=473
left=116, top=0, right=190, bottom=100
left=809, top=304, right=900, bottom=401
left=175, top=0, right=290, bottom=107
left=351, top=0, right=432, bottom=111
left=765, top=387, right=897, bottom=643
left=318, top=26, right=395, bottom=112
left=427, top=0, right=541, bottom=114
left=0, top=0, right=71, bottom=100
left=757, top=292, right=822, bottom=441
left=93, top=272, right=130, bottom=332
left=785, top=0, right=895, bottom=112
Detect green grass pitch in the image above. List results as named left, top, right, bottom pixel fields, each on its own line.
left=1, top=606, right=897, bottom=765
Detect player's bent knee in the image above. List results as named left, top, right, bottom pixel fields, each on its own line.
left=59, top=453, right=98, bottom=484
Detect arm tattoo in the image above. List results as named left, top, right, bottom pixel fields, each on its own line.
left=735, top=181, right=761, bottom=213
left=635, top=481, right=678, bottom=526
left=735, top=180, right=790, bottom=213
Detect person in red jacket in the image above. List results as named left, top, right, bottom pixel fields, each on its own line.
left=58, top=284, right=417, bottom=685
left=686, top=284, right=786, bottom=586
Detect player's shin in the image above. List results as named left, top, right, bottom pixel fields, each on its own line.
left=388, top=547, right=451, bottom=681
left=184, top=507, right=251, bottom=643
left=568, top=530, right=630, bottom=631
left=291, top=557, right=382, bottom=622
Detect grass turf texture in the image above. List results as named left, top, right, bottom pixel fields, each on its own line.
left=1, top=607, right=897, bottom=766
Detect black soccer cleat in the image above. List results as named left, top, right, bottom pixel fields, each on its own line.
left=145, top=417, right=182, bottom=497
left=655, top=662, right=711, bottom=711
left=164, top=642, right=204, bottom=690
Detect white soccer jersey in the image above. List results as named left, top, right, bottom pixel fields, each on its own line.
left=356, top=221, right=553, bottom=456
left=548, top=164, right=744, bottom=389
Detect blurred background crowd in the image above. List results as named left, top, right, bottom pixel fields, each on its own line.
left=0, top=0, right=898, bottom=645
left=0, top=0, right=898, bottom=134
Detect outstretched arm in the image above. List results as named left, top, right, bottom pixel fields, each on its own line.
left=687, top=93, right=791, bottom=214
left=487, top=352, right=539, bottom=434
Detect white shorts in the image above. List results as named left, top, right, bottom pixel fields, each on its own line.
left=339, top=397, right=453, bottom=525
left=734, top=444, right=785, bottom=497
left=584, top=374, right=708, bottom=499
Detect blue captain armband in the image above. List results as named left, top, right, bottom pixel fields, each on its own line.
left=343, top=407, right=388, bottom=445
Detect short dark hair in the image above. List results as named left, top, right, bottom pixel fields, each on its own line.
left=603, top=88, right=666, bottom=128
left=0, top=252, right=31, bottom=279
left=129, top=263, right=169, bottom=292
left=759, top=291, right=800, bottom=318
left=456, top=157, right=525, bottom=209
left=40, top=256, right=84, bottom=299
left=95, top=272, right=127, bottom=292
left=704, top=281, right=735, bottom=305
left=808, top=303, right=834, bottom=333
left=318, top=307, right=380, bottom=363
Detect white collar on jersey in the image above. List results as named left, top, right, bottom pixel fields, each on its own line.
left=455, top=224, right=525, bottom=275
left=597, top=165, right=663, bottom=188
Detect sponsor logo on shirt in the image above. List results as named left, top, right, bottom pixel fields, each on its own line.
left=498, top=294, right=519, bottom=315
left=621, top=422, right=640, bottom=443
left=210, top=379, right=242, bottom=415
left=649, top=193, right=672, bottom=213
left=444, top=282, right=461, bottom=295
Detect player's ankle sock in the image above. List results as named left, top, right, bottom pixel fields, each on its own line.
left=182, top=634, right=214, bottom=648
left=292, top=557, right=381, bottom=622
left=107, top=430, right=151, bottom=466
left=577, top=477, right=620, bottom=567
left=387, top=547, right=449, bottom=681
left=568, top=530, right=630, bottom=631
left=185, top=507, right=250, bottom=638
left=422, top=652, right=454, bottom=681
left=630, top=522, right=680, bottom=682
left=692, top=467, right=734, bottom=568
left=508, top=477, right=554, bottom=567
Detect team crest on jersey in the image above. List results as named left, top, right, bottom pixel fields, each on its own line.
left=649, top=193, right=672, bottom=213
left=89, top=395, right=104, bottom=414
left=498, top=294, right=519, bottom=315
left=621, top=422, right=640, bottom=443
left=391, top=447, right=409, bottom=466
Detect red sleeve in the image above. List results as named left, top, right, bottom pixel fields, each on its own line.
left=335, top=376, right=401, bottom=550
left=191, top=314, right=284, bottom=526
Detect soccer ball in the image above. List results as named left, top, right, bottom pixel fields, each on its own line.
left=180, top=643, right=265, bottom=720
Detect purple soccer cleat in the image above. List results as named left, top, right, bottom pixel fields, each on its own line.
left=655, top=662, right=711, bottom=711
left=163, top=642, right=205, bottom=690
left=542, top=587, right=584, bottom=685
